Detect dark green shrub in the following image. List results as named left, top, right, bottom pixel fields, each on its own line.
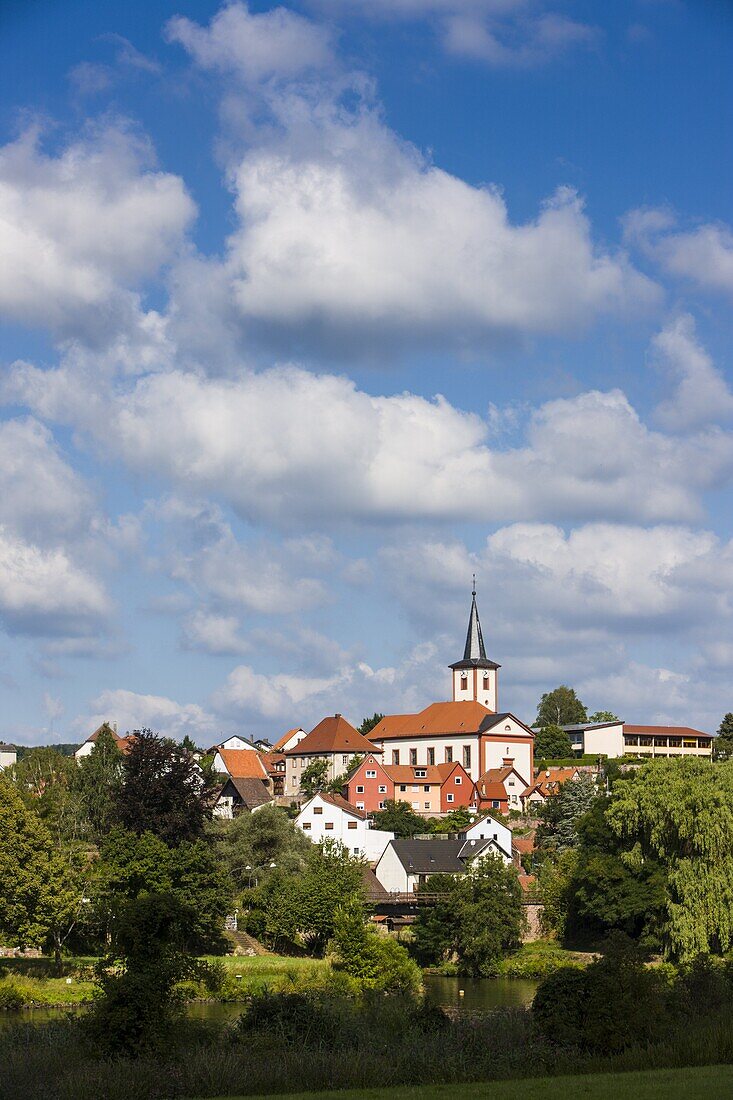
left=232, top=989, right=354, bottom=1050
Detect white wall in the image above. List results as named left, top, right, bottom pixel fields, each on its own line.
left=462, top=814, right=512, bottom=859
left=377, top=721, right=532, bottom=784
left=374, top=843, right=410, bottom=893
left=452, top=668, right=497, bottom=710
left=0, top=748, right=16, bottom=771
left=219, top=735, right=255, bottom=751
left=583, top=724, right=625, bottom=757
left=296, top=795, right=394, bottom=861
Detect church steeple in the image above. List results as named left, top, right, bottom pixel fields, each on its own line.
left=449, top=580, right=500, bottom=711
left=463, top=576, right=486, bottom=662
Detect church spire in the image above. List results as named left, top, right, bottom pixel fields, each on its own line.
left=463, top=576, right=487, bottom=662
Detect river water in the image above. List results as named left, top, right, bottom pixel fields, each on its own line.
left=0, top=976, right=538, bottom=1030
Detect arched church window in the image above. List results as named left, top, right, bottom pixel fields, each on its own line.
left=460, top=674, right=468, bottom=690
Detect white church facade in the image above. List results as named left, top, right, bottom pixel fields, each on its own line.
left=368, top=588, right=535, bottom=786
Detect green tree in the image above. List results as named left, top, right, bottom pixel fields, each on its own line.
left=0, top=779, right=90, bottom=972
left=327, top=755, right=364, bottom=794
left=113, top=728, right=212, bottom=845
left=371, top=799, right=426, bottom=838
left=94, top=827, right=231, bottom=953
left=357, top=713, right=384, bottom=737
left=714, top=713, right=733, bottom=761
left=264, top=842, right=365, bottom=955
left=8, top=747, right=82, bottom=842
left=588, top=711, right=620, bottom=723
left=330, top=894, right=421, bottom=993
left=535, top=686, right=587, bottom=728
left=429, top=808, right=475, bottom=834
left=299, top=758, right=330, bottom=796
left=535, top=773, right=599, bottom=851
left=218, top=803, right=311, bottom=890
left=412, top=874, right=462, bottom=965
left=606, top=758, right=733, bottom=959
left=451, top=856, right=524, bottom=975
left=73, top=725, right=122, bottom=838
left=534, top=724, right=574, bottom=760
left=89, top=892, right=196, bottom=1054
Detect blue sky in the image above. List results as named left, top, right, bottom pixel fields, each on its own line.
left=1, top=0, right=732, bottom=745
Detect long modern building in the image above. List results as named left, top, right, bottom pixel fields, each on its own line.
left=564, top=721, right=713, bottom=759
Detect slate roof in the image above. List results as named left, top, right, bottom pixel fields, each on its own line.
left=388, top=838, right=466, bottom=875
left=223, top=776, right=272, bottom=809
left=0, top=742, right=17, bottom=752
left=449, top=589, right=500, bottom=671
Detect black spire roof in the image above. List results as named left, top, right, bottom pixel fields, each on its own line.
left=449, top=583, right=500, bottom=671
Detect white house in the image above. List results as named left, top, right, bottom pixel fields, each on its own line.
left=272, top=727, right=308, bottom=753
left=458, top=812, right=513, bottom=861
left=295, top=792, right=394, bottom=861
left=208, top=734, right=256, bottom=754
left=0, top=742, right=17, bottom=771
left=373, top=834, right=510, bottom=894
left=75, top=722, right=134, bottom=760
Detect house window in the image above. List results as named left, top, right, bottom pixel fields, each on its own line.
left=463, top=745, right=471, bottom=769
left=412, top=802, right=419, bottom=809
left=492, top=800, right=500, bottom=808
left=366, top=770, right=377, bottom=778
left=460, top=674, right=468, bottom=690
left=325, top=822, right=334, bottom=830
left=427, top=747, right=435, bottom=766
left=392, top=750, right=400, bottom=765
left=415, top=768, right=427, bottom=778
left=342, top=756, right=349, bottom=766
left=412, top=785, right=419, bottom=792
left=410, top=749, right=417, bottom=765
left=356, top=803, right=365, bottom=810
left=447, top=793, right=454, bottom=803
left=378, top=801, right=385, bottom=809
left=483, top=674, right=490, bottom=689
left=313, top=806, right=323, bottom=814
left=455, top=776, right=462, bottom=785
left=356, top=785, right=364, bottom=793
left=423, top=785, right=430, bottom=792
left=445, top=747, right=453, bottom=763
left=424, top=801, right=431, bottom=809
left=347, top=821, right=358, bottom=830
left=353, top=847, right=360, bottom=855
left=302, top=822, right=311, bottom=830
left=378, top=785, right=387, bottom=793
left=399, top=784, right=407, bottom=792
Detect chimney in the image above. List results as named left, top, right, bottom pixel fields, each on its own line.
left=334, top=713, right=341, bottom=718
left=502, top=757, right=514, bottom=767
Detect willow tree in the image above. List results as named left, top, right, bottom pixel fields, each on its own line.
left=606, top=758, right=733, bottom=959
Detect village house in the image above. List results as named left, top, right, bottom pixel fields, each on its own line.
left=342, top=753, right=475, bottom=816
left=213, top=776, right=273, bottom=818
left=474, top=758, right=529, bottom=814
left=459, top=811, right=514, bottom=861
left=0, top=742, right=17, bottom=771
left=295, top=792, right=394, bottom=861
left=374, top=828, right=512, bottom=895
left=368, top=589, right=535, bottom=784
left=74, top=722, right=134, bottom=760
left=272, top=727, right=307, bottom=753
left=522, top=766, right=583, bottom=809
left=207, top=734, right=257, bottom=754
left=213, top=746, right=273, bottom=787
left=563, top=721, right=713, bottom=760
left=284, top=714, right=378, bottom=796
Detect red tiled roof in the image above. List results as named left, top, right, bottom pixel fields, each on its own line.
left=217, top=748, right=269, bottom=780
left=383, top=762, right=465, bottom=785
left=285, top=715, right=377, bottom=756
left=476, top=780, right=507, bottom=801
left=369, top=701, right=496, bottom=740
left=315, top=792, right=369, bottom=820
left=273, top=727, right=303, bottom=751
left=513, top=835, right=535, bottom=855
left=624, top=724, right=713, bottom=739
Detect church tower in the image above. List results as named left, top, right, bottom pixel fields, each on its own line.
left=449, top=581, right=500, bottom=711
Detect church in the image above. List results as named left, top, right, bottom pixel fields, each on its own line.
left=368, top=588, right=535, bottom=786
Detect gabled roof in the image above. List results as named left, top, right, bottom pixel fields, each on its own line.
left=384, top=761, right=467, bottom=786
left=513, top=835, right=535, bottom=855
left=386, top=838, right=467, bottom=875
left=310, top=791, right=369, bottom=820
left=260, top=752, right=285, bottom=774
left=475, top=780, right=509, bottom=802
left=285, top=715, right=377, bottom=756
left=273, top=727, right=305, bottom=751
left=217, top=748, right=269, bottom=780
left=221, top=776, right=272, bottom=809
left=80, top=723, right=134, bottom=755
left=370, top=701, right=495, bottom=741
left=0, top=742, right=17, bottom=752
left=458, top=837, right=504, bottom=861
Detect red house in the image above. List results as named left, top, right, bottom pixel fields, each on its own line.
left=343, top=753, right=393, bottom=814
left=384, top=761, right=475, bottom=816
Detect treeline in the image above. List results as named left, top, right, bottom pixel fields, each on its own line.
left=533, top=757, right=733, bottom=960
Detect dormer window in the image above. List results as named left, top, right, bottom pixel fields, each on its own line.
left=415, top=768, right=427, bottom=778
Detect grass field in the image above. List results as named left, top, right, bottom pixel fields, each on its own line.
left=215, top=1064, right=733, bottom=1100
left=0, top=953, right=330, bottom=1007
